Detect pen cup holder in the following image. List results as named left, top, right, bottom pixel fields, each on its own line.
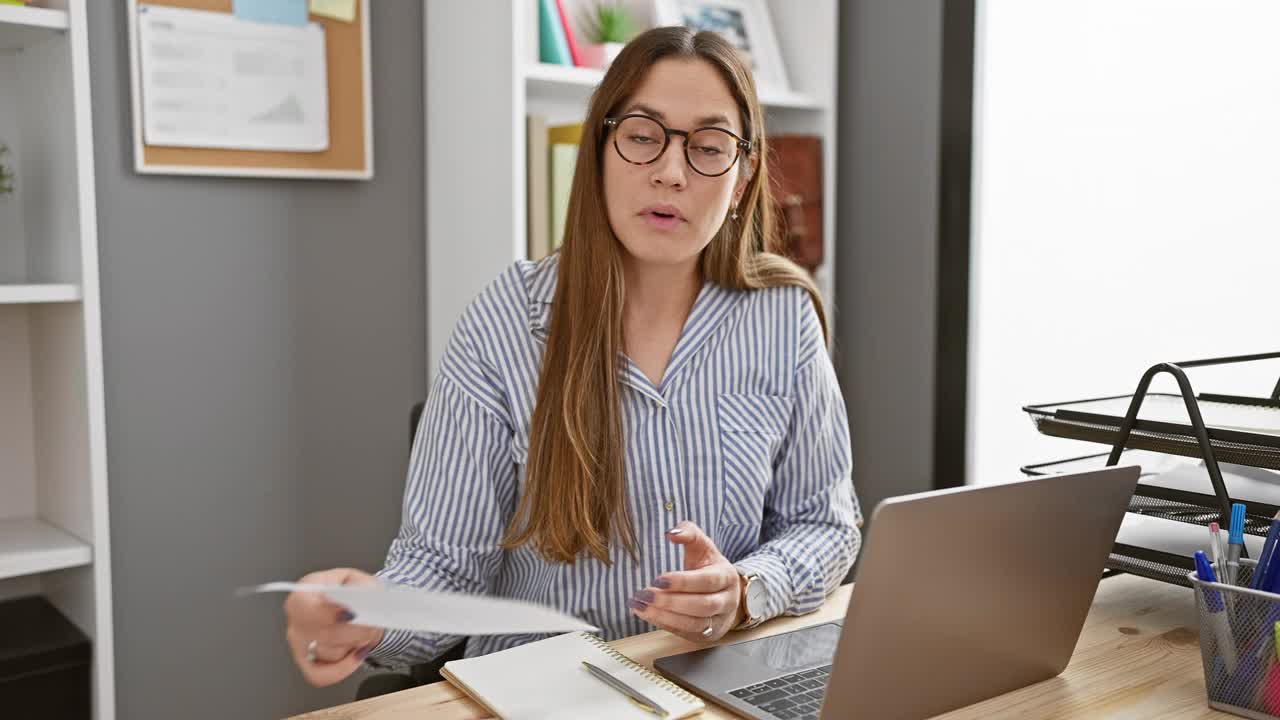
left=1189, top=560, right=1280, bottom=719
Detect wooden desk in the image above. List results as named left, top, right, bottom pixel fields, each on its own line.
left=291, top=574, right=1230, bottom=719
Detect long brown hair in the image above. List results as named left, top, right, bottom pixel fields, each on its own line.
left=500, top=26, right=827, bottom=564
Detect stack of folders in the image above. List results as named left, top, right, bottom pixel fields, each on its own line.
left=1192, top=503, right=1280, bottom=717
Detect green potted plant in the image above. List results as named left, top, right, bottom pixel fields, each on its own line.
left=578, top=1, right=637, bottom=69
left=0, top=144, right=13, bottom=196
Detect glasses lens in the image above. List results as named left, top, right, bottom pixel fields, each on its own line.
left=687, top=128, right=737, bottom=176
left=614, top=116, right=666, bottom=164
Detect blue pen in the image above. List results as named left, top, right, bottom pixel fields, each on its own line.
left=1253, top=512, right=1280, bottom=590
left=1196, top=550, right=1238, bottom=674
left=1261, top=552, right=1280, bottom=630
left=1227, top=503, right=1246, bottom=587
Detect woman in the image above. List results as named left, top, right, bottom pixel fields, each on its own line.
left=284, top=26, right=861, bottom=688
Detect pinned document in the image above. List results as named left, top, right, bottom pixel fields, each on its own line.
left=137, top=5, right=329, bottom=152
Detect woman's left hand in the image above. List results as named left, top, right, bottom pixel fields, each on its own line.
left=629, top=521, right=741, bottom=643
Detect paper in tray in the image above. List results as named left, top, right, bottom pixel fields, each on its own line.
left=1117, top=512, right=1265, bottom=560
left=1023, top=451, right=1280, bottom=509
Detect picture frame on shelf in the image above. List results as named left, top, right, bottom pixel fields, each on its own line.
left=651, top=0, right=788, bottom=92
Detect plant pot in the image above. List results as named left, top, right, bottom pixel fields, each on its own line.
left=581, top=42, right=625, bottom=69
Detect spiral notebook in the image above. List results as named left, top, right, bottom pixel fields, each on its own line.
left=441, top=631, right=705, bottom=719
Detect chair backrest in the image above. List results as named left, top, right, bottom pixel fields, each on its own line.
left=410, top=401, right=425, bottom=447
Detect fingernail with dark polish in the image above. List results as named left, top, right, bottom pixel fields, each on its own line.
left=628, top=598, right=648, bottom=611
left=337, top=610, right=355, bottom=623
left=653, top=578, right=672, bottom=589
left=634, top=589, right=655, bottom=603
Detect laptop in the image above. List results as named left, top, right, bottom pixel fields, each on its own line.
left=654, top=466, right=1140, bottom=720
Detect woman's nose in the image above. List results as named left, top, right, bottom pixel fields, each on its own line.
left=648, top=141, right=687, bottom=189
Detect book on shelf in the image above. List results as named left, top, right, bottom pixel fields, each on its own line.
left=554, top=0, right=583, bottom=66
left=538, top=0, right=573, bottom=65
left=548, top=122, right=582, bottom=251
left=527, top=115, right=552, bottom=261
left=526, top=119, right=582, bottom=260
left=767, top=135, right=824, bottom=272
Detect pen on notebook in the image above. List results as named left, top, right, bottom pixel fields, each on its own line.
left=582, top=661, right=669, bottom=718
left=1195, top=550, right=1237, bottom=674
left=1227, top=503, right=1246, bottom=587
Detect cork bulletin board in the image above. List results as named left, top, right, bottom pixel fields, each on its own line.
left=125, top=0, right=373, bottom=179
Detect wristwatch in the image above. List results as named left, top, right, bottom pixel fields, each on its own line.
left=737, top=572, right=767, bottom=629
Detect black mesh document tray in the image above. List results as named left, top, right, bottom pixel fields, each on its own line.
left=1019, top=352, right=1280, bottom=588
left=1024, top=393, right=1280, bottom=470
left=1021, top=451, right=1280, bottom=587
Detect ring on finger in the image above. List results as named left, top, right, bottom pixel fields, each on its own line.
left=306, top=639, right=318, bottom=664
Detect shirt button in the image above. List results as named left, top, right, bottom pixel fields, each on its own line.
left=664, top=500, right=675, bottom=512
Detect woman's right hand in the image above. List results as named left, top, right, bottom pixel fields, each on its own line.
left=284, top=567, right=387, bottom=687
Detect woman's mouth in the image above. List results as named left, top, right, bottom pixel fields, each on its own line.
left=640, top=207, right=685, bottom=231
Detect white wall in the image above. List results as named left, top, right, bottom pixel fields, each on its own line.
left=969, top=0, right=1280, bottom=484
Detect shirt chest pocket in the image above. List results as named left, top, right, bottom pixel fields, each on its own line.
left=717, top=393, right=793, bottom=530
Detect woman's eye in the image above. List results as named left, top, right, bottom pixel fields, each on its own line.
left=629, top=135, right=657, bottom=144
left=693, top=145, right=723, bottom=155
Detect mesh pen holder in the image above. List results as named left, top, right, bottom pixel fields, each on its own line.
left=1189, top=559, right=1280, bottom=719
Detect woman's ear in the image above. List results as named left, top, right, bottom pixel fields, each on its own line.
left=734, top=155, right=757, bottom=203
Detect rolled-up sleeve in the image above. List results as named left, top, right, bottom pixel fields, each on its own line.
left=734, top=295, right=861, bottom=622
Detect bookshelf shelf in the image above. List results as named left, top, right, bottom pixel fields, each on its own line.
left=0, top=517, right=92, bottom=581
left=524, top=61, right=825, bottom=111
left=0, top=284, right=82, bottom=304
left=523, top=61, right=603, bottom=86
left=0, top=4, right=68, bottom=51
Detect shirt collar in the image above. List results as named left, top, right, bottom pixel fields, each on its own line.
left=525, top=253, right=745, bottom=394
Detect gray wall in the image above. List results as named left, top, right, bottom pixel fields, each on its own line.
left=88, top=3, right=425, bottom=718
left=834, top=1, right=945, bottom=516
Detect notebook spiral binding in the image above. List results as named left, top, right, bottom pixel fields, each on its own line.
left=579, top=632, right=701, bottom=704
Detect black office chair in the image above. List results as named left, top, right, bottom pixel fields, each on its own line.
left=354, top=402, right=469, bottom=700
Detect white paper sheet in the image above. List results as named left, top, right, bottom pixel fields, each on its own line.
left=137, top=4, right=329, bottom=151
left=242, top=582, right=600, bottom=635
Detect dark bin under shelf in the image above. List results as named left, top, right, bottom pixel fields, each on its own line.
left=0, top=595, right=91, bottom=720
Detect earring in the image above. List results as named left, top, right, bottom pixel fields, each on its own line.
left=730, top=207, right=739, bottom=220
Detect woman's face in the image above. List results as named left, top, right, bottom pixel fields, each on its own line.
left=603, top=57, right=750, bottom=272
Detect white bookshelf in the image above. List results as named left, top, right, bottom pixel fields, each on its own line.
left=0, top=1, right=114, bottom=718
left=424, top=0, right=839, bottom=375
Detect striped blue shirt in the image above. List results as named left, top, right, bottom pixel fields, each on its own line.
left=370, top=255, right=861, bottom=666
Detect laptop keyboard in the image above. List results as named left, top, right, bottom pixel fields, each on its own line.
left=728, top=664, right=831, bottom=719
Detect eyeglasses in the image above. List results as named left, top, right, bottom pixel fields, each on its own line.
left=603, top=114, right=752, bottom=178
